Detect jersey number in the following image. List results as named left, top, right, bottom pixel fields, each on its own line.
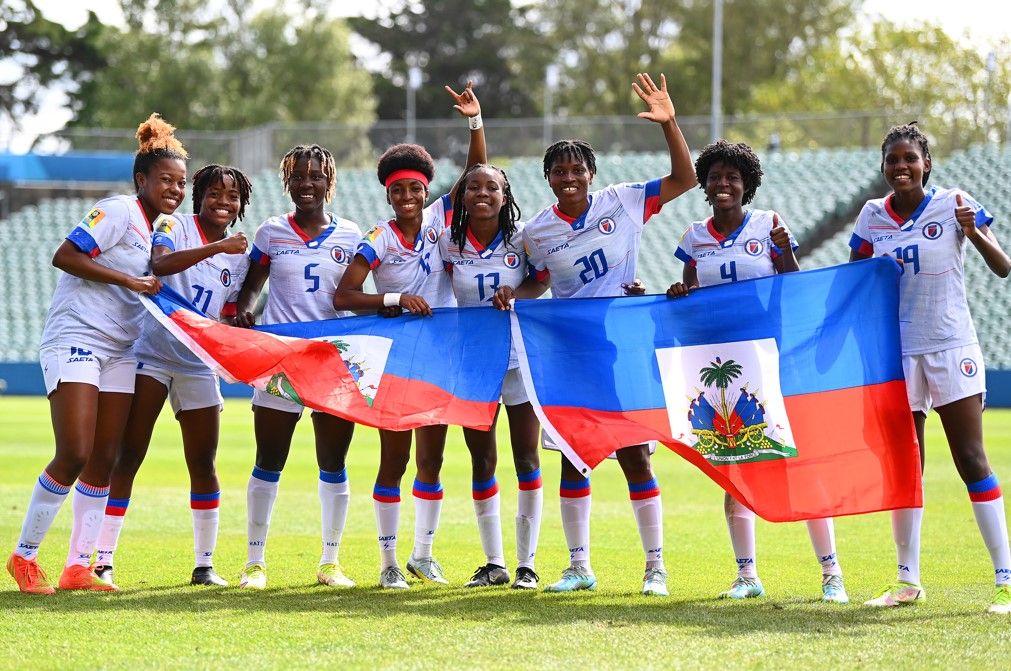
left=720, top=261, right=738, bottom=283
left=419, top=252, right=432, bottom=276
left=575, top=248, right=608, bottom=285
left=476, top=272, right=501, bottom=302
left=892, top=245, right=920, bottom=275
left=304, top=263, right=320, bottom=292
left=190, top=284, right=213, bottom=313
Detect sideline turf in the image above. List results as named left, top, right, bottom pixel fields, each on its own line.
left=2, top=396, right=1010, bottom=669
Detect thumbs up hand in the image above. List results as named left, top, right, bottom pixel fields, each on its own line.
left=954, top=193, right=978, bottom=239
left=770, top=213, right=790, bottom=250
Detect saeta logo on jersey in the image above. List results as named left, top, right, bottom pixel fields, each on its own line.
left=220, top=269, right=232, bottom=287
left=597, top=218, right=616, bottom=235
left=960, top=358, right=978, bottom=377
left=502, top=251, right=521, bottom=269
left=922, top=222, right=943, bottom=240
left=425, top=227, right=439, bottom=244
left=331, top=246, right=348, bottom=264
left=745, top=239, right=764, bottom=256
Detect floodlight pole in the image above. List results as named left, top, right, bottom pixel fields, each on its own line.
left=710, top=0, right=724, bottom=141
left=407, top=64, right=421, bottom=144
left=544, top=64, right=560, bottom=147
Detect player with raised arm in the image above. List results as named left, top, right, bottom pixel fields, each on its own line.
left=493, top=73, right=695, bottom=596
left=667, top=140, right=849, bottom=604
left=850, top=123, right=1011, bottom=613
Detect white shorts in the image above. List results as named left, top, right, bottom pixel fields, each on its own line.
left=40, top=344, right=136, bottom=396
left=903, top=343, right=987, bottom=414
left=136, top=362, right=223, bottom=415
left=251, top=388, right=304, bottom=416
left=541, top=430, right=657, bottom=461
left=501, top=367, right=529, bottom=406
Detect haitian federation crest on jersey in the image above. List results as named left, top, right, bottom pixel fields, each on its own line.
left=41, top=195, right=159, bottom=354
left=355, top=193, right=457, bottom=308
left=675, top=210, right=798, bottom=287
left=250, top=213, right=361, bottom=324
left=849, top=186, right=993, bottom=355
left=439, top=221, right=529, bottom=307
left=135, top=214, right=251, bottom=374
left=656, top=338, right=798, bottom=465
left=523, top=180, right=662, bottom=299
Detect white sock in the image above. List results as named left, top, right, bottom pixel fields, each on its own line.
left=191, top=491, right=220, bottom=568
left=725, top=493, right=758, bottom=579
left=892, top=507, right=923, bottom=584
left=560, top=478, right=591, bottom=570
left=247, top=467, right=280, bottom=566
left=516, top=469, right=543, bottom=570
left=319, top=469, right=350, bottom=565
left=95, top=497, right=129, bottom=566
left=806, top=517, right=841, bottom=576
left=412, top=479, right=443, bottom=560
left=13, top=471, right=71, bottom=561
left=473, top=478, right=504, bottom=566
left=66, top=481, right=110, bottom=568
left=373, top=485, right=400, bottom=569
left=967, top=474, right=1011, bottom=585
left=630, top=479, right=663, bottom=569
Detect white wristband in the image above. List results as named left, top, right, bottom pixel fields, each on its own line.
left=383, top=292, right=402, bottom=308
left=468, top=114, right=483, bottom=130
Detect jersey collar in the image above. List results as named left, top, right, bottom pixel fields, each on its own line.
left=466, top=227, right=504, bottom=259
left=885, top=187, right=935, bottom=230
left=192, top=215, right=209, bottom=245
left=388, top=219, right=427, bottom=252
left=706, top=211, right=752, bottom=247
left=287, top=213, right=336, bottom=248
left=552, top=195, right=593, bottom=231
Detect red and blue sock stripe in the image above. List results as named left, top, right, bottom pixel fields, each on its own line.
left=517, top=468, right=542, bottom=491
left=75, top=480, right=110, bottom=498
left=38, top=470, right=71, bottom=496
left=413, top=479, right=444, bottom=501
left=252, top=466, right=281, bottom=483
left=373, top=485, right=400, bottom=503
left=968, top=473, right=1002, bottom=502
left=105, top=497, right=130, bottom=516
left=629, top=478, right=660, bottom=501
left=472, top=476, right=499, bottom=501
left=320, top=468, right=348, bottom=484
left=560, top=477, right=590, bottom=498
left=190, top=491, right=220, bottom=510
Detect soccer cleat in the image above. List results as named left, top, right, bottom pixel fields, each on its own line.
left=719, top=576, right=765, bottom=600
left=821, top=574, right=849, bottom=604
left=511, top=567, right=539, bottom=590
left=92, top=564, right=114, bottom=587
left=58, top=564, right=118, bottom=591
left=642, top=567, right=669, bottom=597
left=191, top=566, right=228, bottom=587
left=544, top=566, right=597, bottom=592
left=406, top=556, right=449, bottom=585
left=863, top=581, right=925, bottom=607
left=317, top=562, right=355, bottom=588
left=7, top=554, right=55, bottom=595
left=464, top=563, right=510, bottom=588
left=239, top=563, right=267, bottom=590
left=988, top=585, right=1011, bottom=614
left=379, top=565, right=409, bottom=590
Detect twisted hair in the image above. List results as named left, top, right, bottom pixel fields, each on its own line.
left=280, top=144, right=337, bottom=202
left=132, top=113, right=188, bottom=190
left=191, top=164, right=253, bottom=224
left=450, top=164, right=521, bottom=251
left=376, top=143, right=436, bottom=186
left=542, top=140, right=597, bottom=179
left=694, top=139, right=763, bottom=206
left=881, top=121, right=932, bottom=186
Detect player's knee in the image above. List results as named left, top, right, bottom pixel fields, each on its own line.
left=415, top=452, right=444, bottom=480
left=513, top=453, right=539, bottom=477
left=470, top=451, right=497, bottom=481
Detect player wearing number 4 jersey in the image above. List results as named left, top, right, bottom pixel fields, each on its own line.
left=232, top=144, right=362, bottom=590
left=494, top=73, right=696, bottom=596
left=849, top=123, right=1011, bottom=613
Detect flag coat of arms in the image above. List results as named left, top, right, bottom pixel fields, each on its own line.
left=510, top=257, right=921, bottom=521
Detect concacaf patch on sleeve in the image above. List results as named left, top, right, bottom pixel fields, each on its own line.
left=82, top=208, right=106, bottom=228
left=364, top=225, right=383, bottom=243
left=154, top=215, right=175, bottom=235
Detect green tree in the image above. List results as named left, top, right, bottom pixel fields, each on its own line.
left=699, top=356, right=743, bottom=421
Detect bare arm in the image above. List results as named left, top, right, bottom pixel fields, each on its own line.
left=445, top=82, right=487, bottom=202
left=492, top=276, right=550, bottom=310
left=52, top=240, right=161, bottom=295
left=233, top=261, right=269, bottom=328
left=333, top=255, right=432, bottom=316
left=666, top=263, right=699, bottom=298
left=151, top=232, right=247, bottom=277
left=632, top=72, right=696, bottom=205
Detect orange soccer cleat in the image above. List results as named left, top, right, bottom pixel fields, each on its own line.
left=58, top=564, right=118, bottom=592
left=7, top=554, right=56, bottom=595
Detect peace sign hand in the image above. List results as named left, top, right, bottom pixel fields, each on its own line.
left=445, top=81, right=481, bottom=118
left=632, top=73, right=676, bottom=125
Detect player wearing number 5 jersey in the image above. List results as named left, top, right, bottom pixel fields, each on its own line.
left=232, top=144, right=363, bottom=590
left=494, top=73, right=696, bottom=596
left=850, top=123, right=1011, bottom=613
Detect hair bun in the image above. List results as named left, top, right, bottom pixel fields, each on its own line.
left=136, top=113, right=188, bottom=158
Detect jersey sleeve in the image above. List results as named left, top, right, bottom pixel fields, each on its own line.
left=65, top=198, right=131, bottom=258
left=614, top=179, right=663, bottom=226
left=424, top=193, right=454, bottom=230
left=848, top=203, right=875, bottom=256
left=151, top=214, right=181, bottom=251
left=958, top=191, right=995, bottom=229
left=768, top=212, right=800, bottom=259
left=674, top=226, right=696, bottom=266
left=522, top=228, right=549, bottom=282
left=355, top=225, right=388, bottom=270
left=437, top=228, right=454, bottom=273
left=249, top=221, right=271, bottom=266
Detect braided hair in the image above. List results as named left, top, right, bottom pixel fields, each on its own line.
left=280, top=144, right=337, bottom=202
left=694, top=140, right=763, bottom=206
left=449, top=164, right=522, bottom=251
left=542, top=140, right=597, bottom=179
left=881, top=122, right=932, bottom=186
left=132, top=113, right=188, bottom=190
left=376, top=143, right=436, bottom=186
left=191, top=164, right=253, bottom=224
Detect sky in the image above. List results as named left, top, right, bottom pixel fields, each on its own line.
left=4, top=0, right=1010, bottom=152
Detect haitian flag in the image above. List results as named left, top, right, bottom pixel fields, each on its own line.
left=142, top=285, right=508, bottom=431
left=511, top=257, right=921, bottom=521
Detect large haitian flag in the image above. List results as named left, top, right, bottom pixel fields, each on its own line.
left=142, top=285, right=509, bottom=431
left=510, top=257, right=922, bottom=522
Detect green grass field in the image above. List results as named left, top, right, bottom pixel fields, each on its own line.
left=2, top=396, right=1010, bottom=669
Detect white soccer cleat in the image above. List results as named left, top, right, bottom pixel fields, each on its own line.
left=379, top=565, right=409, bottom=590
left=239, top=562, right=267, bottom=590
left=863, top=581, right=924, bottom=607
left=642, top=567, right=669, bottom=597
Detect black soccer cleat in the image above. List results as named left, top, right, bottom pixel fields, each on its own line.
left=511, top=566, right=539, bottom=590
left=92, top=564, right=115, bottom=586
left=191, top=566, right=229, bottom=586
left=464, top=563, right=510, bottom=588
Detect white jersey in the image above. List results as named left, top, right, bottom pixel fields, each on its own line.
left=849, top=186, right=993, bottom=355
left=250, top=213, right=361, bottom=325
left=134, top=214, right=251, bottom=375
left=355, top=193, right=457, bottom=308
left=522, top=180, right=662, bottom=298
left=675, top=209, right=798, bottom=287
left=40, top=195, right=164, bottom=355
left=439, top=222, right=529, bottom=307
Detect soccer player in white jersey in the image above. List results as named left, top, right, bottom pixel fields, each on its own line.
left=438, top=164, right=543, bottom=589
left=231, top=144, right=363, bottom=590
left=667, top=140, right=849, bottom=604
left=6, top=114, right=184, bottom=595
left=849, top=123, right=1011, bottom=613
left=91, top=165, right=252, bottom=588
left=493, top=73, right=696, bottom=596
left=334, top=83, right=485, bottom=589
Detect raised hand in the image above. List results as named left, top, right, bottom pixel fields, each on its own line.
left=445, top=81, right=481, bottom=118
left=770, top=213, right=791, bottom=249
left=632, top=72, right=675, bottom=125
left=218, top=232, right=248, bottom=255
left=954, top=193, right=978, bottom=238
